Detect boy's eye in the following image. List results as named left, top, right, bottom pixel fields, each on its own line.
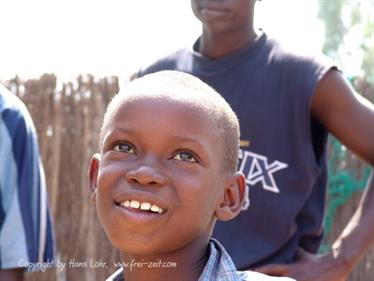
left=173, top=151, right=197, bottom=163
left=112, top=143, right=136, bottom=154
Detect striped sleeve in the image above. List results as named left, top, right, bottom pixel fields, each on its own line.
left=0, top=86, right=54, bottom=270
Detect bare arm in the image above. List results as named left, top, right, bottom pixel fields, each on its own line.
left=311, top=69, right=374, bottom=272
left=256, top=69, right=374, bottom=281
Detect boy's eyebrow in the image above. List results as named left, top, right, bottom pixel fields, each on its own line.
left=104, top=126, right=136, bottom=136
left=101, top=127, right=136, bottom=147
left=103, top=127, right=213, bottom=153
left=169, top=135, right=209, bottom=148
left=102, top=126, right=132, bottom=139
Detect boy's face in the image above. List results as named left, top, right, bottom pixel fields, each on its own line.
left=191, top=0, right=254, bottom=34
left=89, top=97, right=236, bottom=256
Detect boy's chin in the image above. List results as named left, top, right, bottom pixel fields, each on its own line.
left=111, top=238, right=172, bottom=257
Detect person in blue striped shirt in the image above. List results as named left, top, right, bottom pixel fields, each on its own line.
left=0, top=83, right=54, bottom=281
left=89, top=71, right=294, bottom=281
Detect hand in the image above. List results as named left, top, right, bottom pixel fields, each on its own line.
left=253, top=247, right=350, bottom=281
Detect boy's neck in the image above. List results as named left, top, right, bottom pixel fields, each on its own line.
left=121, top=238, right=210, bottom=281
left=198, top=26, right=258, bottom=59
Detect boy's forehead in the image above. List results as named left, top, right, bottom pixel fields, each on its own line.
left=115, top=93, right=211, bottom=117
left=105, top=94, right=216, bottom=128
left=102, top=92, right=204, bottom=140
left=104, top=95, right=223, bottom=150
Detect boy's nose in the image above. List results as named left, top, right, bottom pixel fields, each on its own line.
left=125, top=166, right=166, bottom=187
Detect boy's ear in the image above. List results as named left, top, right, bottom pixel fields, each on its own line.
left=215, top=172, right=246, bottom=221
left=88, top=153, right=101, bottom=201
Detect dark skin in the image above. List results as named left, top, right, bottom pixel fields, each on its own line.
left=191, top=0, right=257, bottom=59
left=191, top=0, right=374, bottom=280
left=0, top=268, right=24, bottom=281
left=89, top=96, right=246, bottom=281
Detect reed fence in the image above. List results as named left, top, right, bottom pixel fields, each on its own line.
left=2, top=74, right=372, bottom=281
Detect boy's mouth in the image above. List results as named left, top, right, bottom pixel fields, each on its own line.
left=115, top=199, right=166, bottom=215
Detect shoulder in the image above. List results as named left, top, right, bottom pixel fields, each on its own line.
left=0, top=84, right=28, bottom=118
left=263, top=34, right=336, bottom=76
left=0, top=84, right=35, bottom=138
left=138, top=47, right=191, bottom=77
left=239, top=270, right=296, bottom=281
left=0, top=84, right=22, bottom=112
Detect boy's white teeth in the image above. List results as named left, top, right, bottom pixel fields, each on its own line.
left=130, top=200, right=140, bottom=208
left=121, top=200, right=164, bottom=214
left=150, top=204, right=163, bottom=214
left=140, top=202, right=151, bottom=210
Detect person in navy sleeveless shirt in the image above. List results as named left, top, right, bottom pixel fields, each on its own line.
left=134, top=1, right=374, bottom=280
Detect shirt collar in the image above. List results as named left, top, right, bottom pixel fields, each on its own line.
left=106, top=239, right=242, bottom=281
left=198, top=238, right=241, bottom=281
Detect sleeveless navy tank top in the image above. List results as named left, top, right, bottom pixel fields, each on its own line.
left=138, top=33, right=335, bottom=269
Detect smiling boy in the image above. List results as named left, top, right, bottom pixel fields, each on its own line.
left=88, top=71, right=294, bottom=281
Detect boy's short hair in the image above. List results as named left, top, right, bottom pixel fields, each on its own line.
left=100, top=70, right=240, bottom=174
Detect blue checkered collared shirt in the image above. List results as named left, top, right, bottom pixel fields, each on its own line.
left=106, top=239, right=295, bottom=281
left=199, top=239, right=295, bottom=281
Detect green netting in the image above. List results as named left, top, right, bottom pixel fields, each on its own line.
left=319, top=136, right=371, bottom=253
